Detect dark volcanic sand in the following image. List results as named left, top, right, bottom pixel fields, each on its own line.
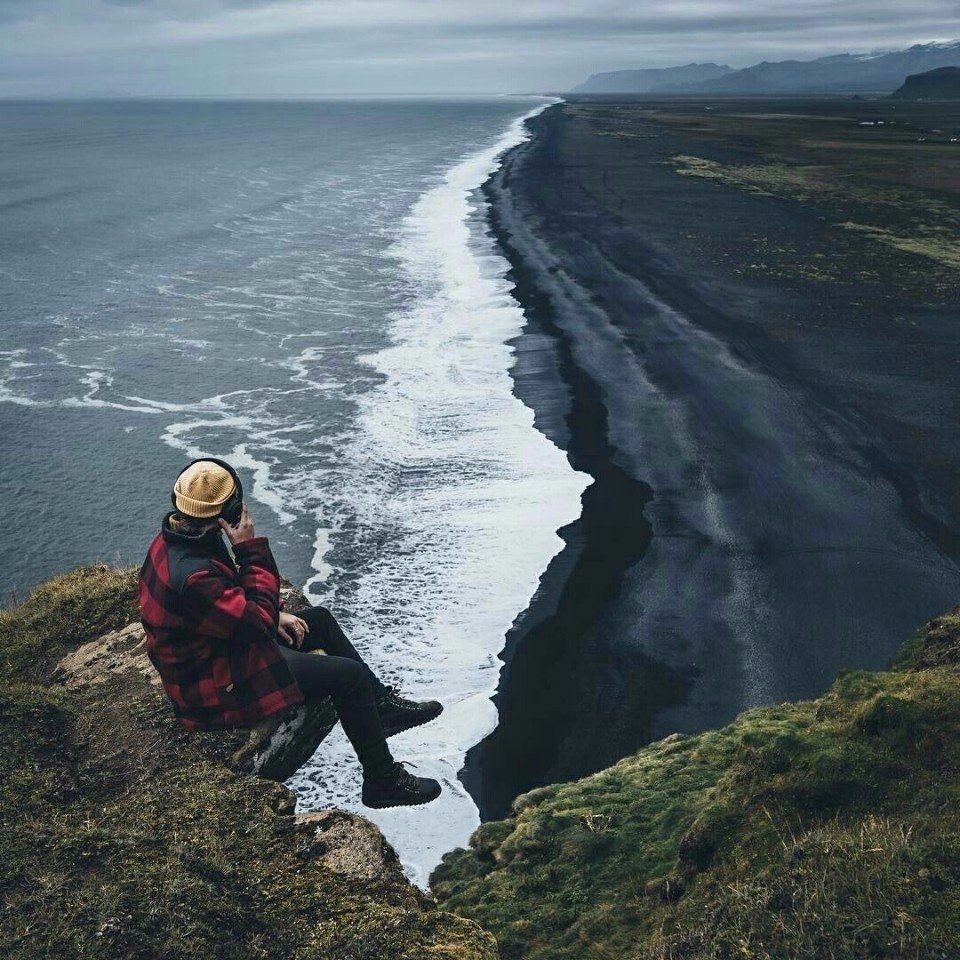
left=463, top=99, right=960, bottom=820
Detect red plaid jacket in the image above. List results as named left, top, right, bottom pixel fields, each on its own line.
left=137, top=514, right=304, bottom=730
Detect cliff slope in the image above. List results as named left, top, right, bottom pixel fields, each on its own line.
left=0, top=564, right=495, bottom=960
left=571, top=63, right=732, bottom=94
left=891, top=66, right=960, bottom=100
left=433, top=611, right=960, bottom=958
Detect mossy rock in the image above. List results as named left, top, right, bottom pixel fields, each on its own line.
left=891, top=606, right=960, bottom=670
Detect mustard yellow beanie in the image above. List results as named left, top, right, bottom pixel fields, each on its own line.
left=173, top=461, right=236, bottom=519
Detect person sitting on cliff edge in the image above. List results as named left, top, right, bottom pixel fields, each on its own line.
left=137, top=457, right=443, bottom=809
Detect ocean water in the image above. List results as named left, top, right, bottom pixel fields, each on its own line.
left=0, top=98, right=588, bottom=884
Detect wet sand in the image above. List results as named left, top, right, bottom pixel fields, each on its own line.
left=464, top=98, right=960, bottom=820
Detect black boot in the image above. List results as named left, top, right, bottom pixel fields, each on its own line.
left=375, top=686, right=443, bottom=738
left=362, top=761, right=442, bottom=809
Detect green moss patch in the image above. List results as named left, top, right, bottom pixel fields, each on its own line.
left=839, top=222, right=960, bottom=270
left=671, top=154, right=826, bottom=198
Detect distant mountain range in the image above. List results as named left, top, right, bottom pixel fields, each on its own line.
left=572, top=40, right=960, bottom=95
left=890, top=65, right=960, bottom=99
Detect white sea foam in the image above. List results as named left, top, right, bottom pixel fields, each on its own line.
left=287, top=100, right=589, bottom=887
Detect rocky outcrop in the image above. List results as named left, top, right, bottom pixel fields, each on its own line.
left=51, top=579, right=337, bottom=783
left=55, top=621, right=160, bottom=690
left=295, top=809, right=403, bottom=882
left=11, top=561, right=958, bottom=960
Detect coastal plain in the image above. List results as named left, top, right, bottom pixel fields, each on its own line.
left=469, top=97, right=960, bottom=819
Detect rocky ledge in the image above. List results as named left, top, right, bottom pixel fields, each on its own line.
left=0, top=564, right=495, bottom=959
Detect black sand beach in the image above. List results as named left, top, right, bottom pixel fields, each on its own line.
left=464, top=98, right=960, bottom=820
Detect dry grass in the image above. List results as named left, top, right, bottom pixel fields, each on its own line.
left=0, top=564, right=139, bottom=681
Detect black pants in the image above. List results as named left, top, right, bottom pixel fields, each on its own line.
left=279, top=605, right=394, bottom=778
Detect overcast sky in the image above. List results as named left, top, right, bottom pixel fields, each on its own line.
left=1, top=0, right=958, bottom=97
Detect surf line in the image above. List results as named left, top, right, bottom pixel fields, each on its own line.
left=290, top=98, right=590, bottom=887
left=461, top=104, right=691, bottom=821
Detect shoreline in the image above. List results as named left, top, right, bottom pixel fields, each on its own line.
left=464, top=99, right=960, bottom=820
left=286, top=99, right=589, bottom=886
left=462, top=105, right=692, bottom=819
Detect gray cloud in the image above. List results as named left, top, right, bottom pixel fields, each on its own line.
left=0, top=0, right=57, bottom=23
left=0, top=0, right=957, bottom=96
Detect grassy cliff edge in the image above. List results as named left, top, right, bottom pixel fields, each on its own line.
left=432, top=610, right=960, bottom=959
left=0, top=565, right=495, bottom=960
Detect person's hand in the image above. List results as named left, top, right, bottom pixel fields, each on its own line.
left=277, top=611, right=309, bottom=649
left=219, top=503, right=255, bottom=546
